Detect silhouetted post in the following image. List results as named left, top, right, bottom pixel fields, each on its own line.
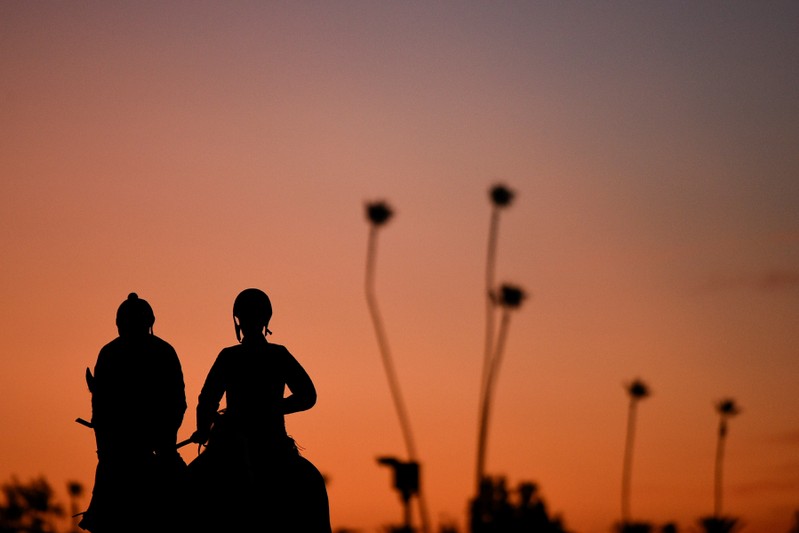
left=66, top=481, right=84, bottom=533
left=476, top=183, right=515, bottom=491
left=713, top=399, right=741, bottom=518
left=476, top=284, right=526, bottom=497
left=378, top=457, right=419, bottom=533
left=364, top=201, right=430, bottom=533
left=621, top=378, right=650, bottom=526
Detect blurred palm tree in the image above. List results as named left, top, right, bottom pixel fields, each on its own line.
left=475, top=183, right=515, bottom=491
left=364, top=200, right=415, bottom=459
left=713, top=399, right=741, bottom=519
left=621, top=378, right=650, bottom=527
left=364, top=200, right=429, bottom=533
left=475, top=283, right=527, bottom=494
left=697, top=398, right=742, bottom=533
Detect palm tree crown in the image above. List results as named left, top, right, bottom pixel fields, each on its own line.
left=490, top=184, right=515, bottom=207
left=366, top=201, right=393, bottom=226
left=626, top=379, right=651, bottom=400
left=497, top=284, right=527, bottom=308
left=716, top=399, right=741, bottom=418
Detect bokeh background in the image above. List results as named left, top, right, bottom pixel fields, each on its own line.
left=2, top=2, right=797, bottom=532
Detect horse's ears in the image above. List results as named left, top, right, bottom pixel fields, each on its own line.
left=85, top=367, right=95, bottom=393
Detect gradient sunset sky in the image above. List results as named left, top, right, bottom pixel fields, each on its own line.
left=2, top=2, right=798, bottom=532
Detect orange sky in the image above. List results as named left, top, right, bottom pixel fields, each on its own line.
left=1, top=2, right=798, bottom=532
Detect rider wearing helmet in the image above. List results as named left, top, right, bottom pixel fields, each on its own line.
left=93, top=293, right=186, bottom=458
left=193, top=288, right=317, bottom=446
left=232, top=287, right=273, bottom=341
left=82, top=293, right=187, bottom=533
left=115, top=291, right=156, bottom=336
left=189, top=288, right=330, bottom=532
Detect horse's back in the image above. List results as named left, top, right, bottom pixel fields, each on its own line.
left=185, top=443, right=331, bottom=533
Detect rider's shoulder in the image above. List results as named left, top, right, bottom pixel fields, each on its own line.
left=99, top=337, right=121, bottom=352
left=149, top=334, right=177, bottom=350
left=267, top=342, right=291, bottom=355
left=218, top=344, right=241, bottom=357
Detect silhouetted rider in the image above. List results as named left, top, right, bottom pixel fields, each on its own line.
left=188, top=288, right=331, bottom=532
left=192, top=288, right=316, bottom=449
left=80, top=293, right=187, bottom=533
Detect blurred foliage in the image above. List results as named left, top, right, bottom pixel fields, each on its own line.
left=0, top=477, right=65, bottom=533
left=469, top=477, right=572, bottom=533
left=697, top=516, right=741, bottom=533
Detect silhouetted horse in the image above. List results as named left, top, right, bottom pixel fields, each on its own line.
left=184, top=410, right=331, bottom=533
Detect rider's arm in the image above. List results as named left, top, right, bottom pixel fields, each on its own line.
left=90, top=346, right=113, bottom=451
left=191, top=350, right=228, bottom=443
left=282, top=348, right=317, bottom=415
left=154, top=341, right=187, bottom=454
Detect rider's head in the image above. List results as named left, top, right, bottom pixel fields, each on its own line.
left=116, top=293, right=155, bottom=337
left=233, top=288, right=272, bottom=342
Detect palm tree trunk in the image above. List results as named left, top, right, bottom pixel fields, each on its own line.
left=365, top=226, right=417, bottom=459
left=621, top=397, right=638, bottom=524
left=714, top=418, right=727, bottom=518
left=365, top=225, right=430, bottom=533
left=476, top=207, right=500, bottom=490
left=476, top=308, right=512, bottom=496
